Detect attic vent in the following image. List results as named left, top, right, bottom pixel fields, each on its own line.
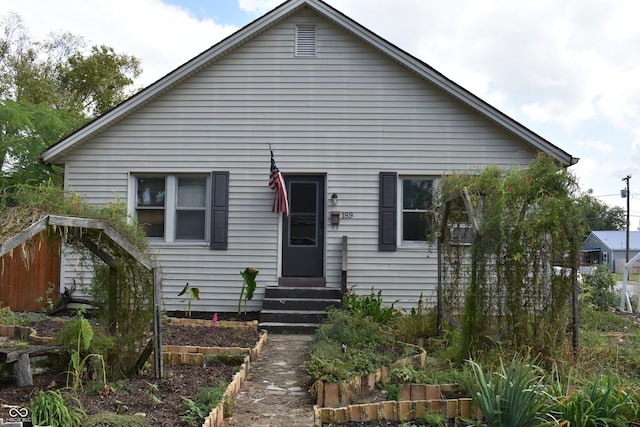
left=295, top=24, right=317, bottom=56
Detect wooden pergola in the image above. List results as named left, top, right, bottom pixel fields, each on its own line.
left=0, top=214, right=164, bottom=378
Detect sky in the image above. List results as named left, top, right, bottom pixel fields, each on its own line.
left=3, top=0, right=640, bottom=227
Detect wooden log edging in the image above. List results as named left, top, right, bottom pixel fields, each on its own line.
left=201, top=329, right=268, bottom=427
left=0, top=324, right=54, bottom=344
left=162, top=329, right=267, bottom=366
left=313, top=394, right=483, bottom=427
left=312, top=342, right=427, bottom=407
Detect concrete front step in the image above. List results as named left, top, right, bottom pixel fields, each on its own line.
left=260, top=309, right=327, bottom=324
left=262, top=297, right=341, bottom=311
left=260, top=286, right=343, bottom=334
left=258, top=322, right=320, bottom=335
left=264, top=286, right=342, bottom=300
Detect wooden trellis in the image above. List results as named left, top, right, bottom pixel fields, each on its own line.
left=0, top=214, right=164, bottom=378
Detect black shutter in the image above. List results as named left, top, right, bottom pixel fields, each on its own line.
left=210, top=171, right=229, bottom=250
left=379, top=172, right=397, bottom=251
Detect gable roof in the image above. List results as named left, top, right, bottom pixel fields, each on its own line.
left=584, top=231, right=640, bottom=251
left=43, top=0, right=577, bottom=166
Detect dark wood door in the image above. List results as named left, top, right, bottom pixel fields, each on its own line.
left=282, top=175, right=325, bottom=277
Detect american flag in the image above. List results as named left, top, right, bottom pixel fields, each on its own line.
left=269, top=151, right=289, bottom=216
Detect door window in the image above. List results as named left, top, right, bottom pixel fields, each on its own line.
left=288, top=182, right=318, bottom=246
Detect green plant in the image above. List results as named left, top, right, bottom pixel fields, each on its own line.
left=178, top=282, right=200, bottom=317
left=583, top=264, right=619, bottom=310
left=29, top=389, right=86, bottom=427
left=308, top=309, right=405, bottom=382
left=385, top=383, right=402, bottom=401
left=394, top=293, right=438, bottom=344
left=54, top=310, right=108, bottom=391
left=467, top=353, right=550, bottom=427
left=390, top=365, right=420, bottom=383
left=0, top=306, right=29, bottom=325
left=179, top=381, right=228, bottom=426
left=35, top=282, right=59, bottom=313
left=238, top=267, right=258, bottom=315
left=145, top=381, right=163, bottom=406
left=84, top=412, right=148, bottom=427
left=342, top=287, right=398, bottom=324
left=416, top=412, right=447, bottom=426
left=549, top=375, right=636, bottom=426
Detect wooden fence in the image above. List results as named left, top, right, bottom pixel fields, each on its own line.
left=0, top=233, right=60, bottom=312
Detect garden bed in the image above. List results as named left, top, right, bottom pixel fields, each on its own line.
left=0, top=314, right=265, bottom=426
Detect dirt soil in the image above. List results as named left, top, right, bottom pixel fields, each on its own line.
left=0, top=317, right=261, bottom=426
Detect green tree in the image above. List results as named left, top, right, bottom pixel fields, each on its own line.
left=0, top=13, right=141, bottom=203
left=575, top=189, right=625, bottom=238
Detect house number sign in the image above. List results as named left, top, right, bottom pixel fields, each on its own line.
left=341, top=212, right=354, bottom=219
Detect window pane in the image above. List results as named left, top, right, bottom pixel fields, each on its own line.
left=289, top=214, right=316, bottom=246
left=178, top=177, right=206, bottom=208
left=137, top=210, right=165, bottom=238
left=403, top=179, right=433, bottom=210
left=137, top=177, right=165, bottom=207
left=402, top=212, right=432, bottom=241
left=176, top=210, right=205, bottom=240
left=290, top=183, right=317, bottom=212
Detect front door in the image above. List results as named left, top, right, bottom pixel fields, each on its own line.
left=282, top=175, right=325, bottom=277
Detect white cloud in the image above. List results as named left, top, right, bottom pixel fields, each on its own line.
left=2, top=0, right=237, bottom=86
left=237, top=0, right=283, bottom=14
left=576, top=139, right=614, bottom=154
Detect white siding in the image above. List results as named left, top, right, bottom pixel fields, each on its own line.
left=60, top=9, right=539, bottom=311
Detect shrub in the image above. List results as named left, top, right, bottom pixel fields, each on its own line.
left=394, top=293, right=438, bottom=344
left=583, top=264, right=618, bottom=310
left=307, top=309, right=404, bottom=382
left=342, top=287, right=398, bottom=324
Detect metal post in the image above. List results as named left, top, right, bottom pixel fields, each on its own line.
left=623, top=175, right=631, bottom=263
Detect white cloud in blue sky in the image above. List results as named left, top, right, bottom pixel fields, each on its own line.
left=2, top=0, right=640, bottom=224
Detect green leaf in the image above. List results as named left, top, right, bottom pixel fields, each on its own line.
left=178, top=282, right=190, bottom=297
left=78, top=317, right=93, bottom=351
left=189, top=287, right=200, bottom=300
left=240, top=268, right=259, bottom=301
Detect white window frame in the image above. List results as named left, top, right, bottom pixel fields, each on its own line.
left=399, top=176, right=436, bottom=247
left=131, top=174, right=210, bottom=244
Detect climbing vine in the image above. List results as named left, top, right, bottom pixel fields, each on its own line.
left=437, top=155, right=584, bottom=361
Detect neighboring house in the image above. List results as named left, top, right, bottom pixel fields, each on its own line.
left=581, top=231, right=640, bottom=274
left=42, top=0, right=577, bottom=313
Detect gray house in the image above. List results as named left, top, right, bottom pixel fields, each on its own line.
left=42, top=0, right=577, bottom=315
left=582, top=231, right=640, bottom=273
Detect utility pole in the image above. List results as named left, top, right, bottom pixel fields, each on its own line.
left=623, top=175, right=631, bottom=263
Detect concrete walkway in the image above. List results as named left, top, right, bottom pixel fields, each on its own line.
left=223, top=334, right=316, bottom=427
